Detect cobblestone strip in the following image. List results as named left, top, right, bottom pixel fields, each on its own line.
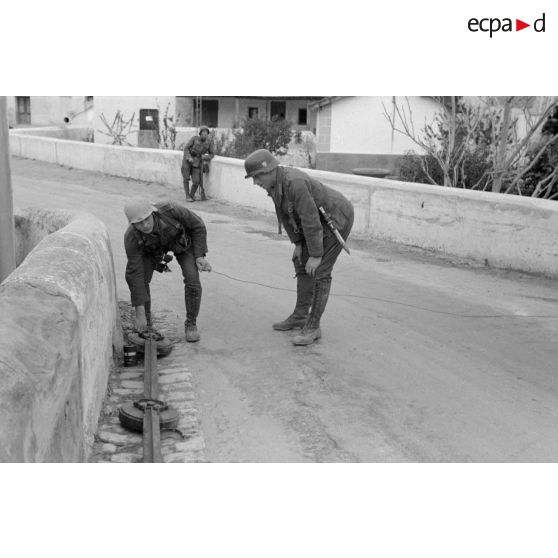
left=88, top=307, right=207, bottom=463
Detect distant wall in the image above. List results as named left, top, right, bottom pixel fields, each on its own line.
left=12, top=126, right=92, bottom=141
left=0, top=209, right=122, bottom=462
left=10, top=130, right=558, bottom=277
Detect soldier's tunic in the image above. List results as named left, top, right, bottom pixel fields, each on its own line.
left=181, top=135, right=215, bottom=184
left=124, top=201, right=208, bottom=308
left=269, top=166, right=354, bottom=280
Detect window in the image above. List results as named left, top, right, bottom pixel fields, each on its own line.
left=16, top=96, right=31, bottom=124
left=298, top=108, right=308, bottom=126
left=248, top=107, right=259, bottom=119
left=193, top=98, right=219, bottom=128
left=270, top=101, right=286, bottom=121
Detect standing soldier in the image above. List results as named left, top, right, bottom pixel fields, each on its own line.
left=124, top=198, right=212, bottom=343
left=181, top=125, right=215, bottom=202
left=244, top=149, right=354, bottom=346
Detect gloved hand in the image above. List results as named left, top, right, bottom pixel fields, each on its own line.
left=196, top=257, right=212, bottom=272
left=305, top=256, right=322, bottom=277
left=292, top=243, right=303, bottom=264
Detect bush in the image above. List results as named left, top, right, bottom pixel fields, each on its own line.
left=214, top=116, right=293, bottom=158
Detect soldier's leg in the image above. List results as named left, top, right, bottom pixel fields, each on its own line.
left=188, top=167, right=201, bottom=202
left=176, top=251, right=202, bottom=342
left=142, top=255, right=156, bottom=328
left=199, top=163, right=209, bottom=201
left=181, top=161, right=191, bottom=199
left=293, top=214, right=354, bottom=346
left=272, top=243, right=314, bottom=331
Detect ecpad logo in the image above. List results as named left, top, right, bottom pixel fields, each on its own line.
left=468, top=13, right=546, bottom=37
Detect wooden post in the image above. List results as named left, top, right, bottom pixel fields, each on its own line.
left=0, top=97, right=16, bottom=283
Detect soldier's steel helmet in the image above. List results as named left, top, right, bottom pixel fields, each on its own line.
left=198, top=125, right=210, bottom=134
left=124, top=199, right=157, bottom=224
left=244, top=149, right=280, bottom=179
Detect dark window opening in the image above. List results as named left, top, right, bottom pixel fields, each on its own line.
left=16, top=96, right=31, bottom=125
left=298, top=108, right=308, bottom=126
left=270, top=101, right=286, bottom=121
left=193, top=99, right=219, bottom=128
left=248, top=107, right=259, bottom=119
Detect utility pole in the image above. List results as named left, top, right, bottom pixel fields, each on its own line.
left=0, top=96, right=16, bottom=283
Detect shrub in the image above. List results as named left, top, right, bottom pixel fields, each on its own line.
left=214, top=116, right=293, bottom=158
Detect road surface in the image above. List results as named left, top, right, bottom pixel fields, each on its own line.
left=11, top=157, right=558, bottom=462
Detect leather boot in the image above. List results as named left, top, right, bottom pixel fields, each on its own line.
left=184, top=286, right=202, bottom=342
left=293, top=277, right=332, bottom=346
left=273, top=273, right=314, bottom=331
left=183, top=179, right=190, bottom=200
left=200, top=185, right=208, bottom=201
left=188, top=183, right=198, bottom=202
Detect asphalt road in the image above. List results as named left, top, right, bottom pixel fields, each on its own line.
left=11, top=157, right=558, bottom=462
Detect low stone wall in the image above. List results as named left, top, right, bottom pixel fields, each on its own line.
left=0, top=209, right=122, bottom=462
left=11, top=126, right=92, bottom=141
left=10, top=131, right=558, bottom=276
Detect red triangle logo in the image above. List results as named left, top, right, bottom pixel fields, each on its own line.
left=516, top=19, right=530, bottom=31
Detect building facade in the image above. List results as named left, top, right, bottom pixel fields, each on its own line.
left=7, top=96, right=93, bottom=127
left=93, top=96, right=321, bottom=147
left=310, top=96, right=442, bottom=174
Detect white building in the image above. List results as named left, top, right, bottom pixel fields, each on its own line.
left=309, top=96, right=442, bottom=174
left=7, top=96, right=93, bottom=127
left=93, top=96, right=322, bottom=148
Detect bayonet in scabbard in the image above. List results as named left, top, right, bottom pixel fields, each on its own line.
left=318, top=206, right=351, bottom=255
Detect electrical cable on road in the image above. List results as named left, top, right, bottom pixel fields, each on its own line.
left=210, top=270, right=558, bottom=320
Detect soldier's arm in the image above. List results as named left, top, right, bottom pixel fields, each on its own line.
left=169, top=202, right=208, bottom=258
left=124, top=231, right=149, bottom=307
left=291, top=178, right=324, bottom=257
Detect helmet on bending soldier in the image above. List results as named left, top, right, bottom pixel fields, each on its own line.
left=244, top=149, right=280, bottom=179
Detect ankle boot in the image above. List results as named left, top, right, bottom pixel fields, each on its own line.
left=273, top=273, right=314, bottom=330
left=293, top=277, right=332, bottom=346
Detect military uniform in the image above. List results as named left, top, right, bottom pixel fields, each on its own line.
left=181, top=133, right=215, bottom=201
left=124, top=200, right=208, bottom=332
left=270, top=166, right=354, bottom=281
left=245, top=148, right=354, bottom=345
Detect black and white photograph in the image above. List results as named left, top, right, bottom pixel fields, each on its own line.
left=3, top=94, right=558, bottom=465
left=1, top=1, right=557, bottom=556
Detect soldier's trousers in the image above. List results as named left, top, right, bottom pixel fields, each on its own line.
left=292, top=210, right=354, bottom=280
left=142, top=249, right=202, bottom=322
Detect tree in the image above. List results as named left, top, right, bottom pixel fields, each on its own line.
left=386, top=96, right=558, bottom=198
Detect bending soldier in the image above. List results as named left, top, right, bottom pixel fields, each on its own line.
left=181, top=125, right=215, bottom=202
left=244, top=149, right=354, bottom=346
left=124, top=198, right=212, bottom=343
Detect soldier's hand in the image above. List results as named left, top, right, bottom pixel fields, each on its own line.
left=196, top=257, right=212, bottom=272
left=292, top=244, right=303, bottom=264
left=305, top=256, right=322, bottom=277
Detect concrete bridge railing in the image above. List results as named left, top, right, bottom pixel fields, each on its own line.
left=0, top=208, right=122, bottom=462
left=10, top=129, right=558, bottom=277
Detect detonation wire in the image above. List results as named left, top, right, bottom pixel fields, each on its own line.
left=210, top=270, right=558, bottom=320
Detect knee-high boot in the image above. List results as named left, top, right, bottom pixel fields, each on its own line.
left=293, top=277, right=332, bottom=346
left=184, top=285, right=202, bottom=342
left=272, top=273, right=314, bottom=331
